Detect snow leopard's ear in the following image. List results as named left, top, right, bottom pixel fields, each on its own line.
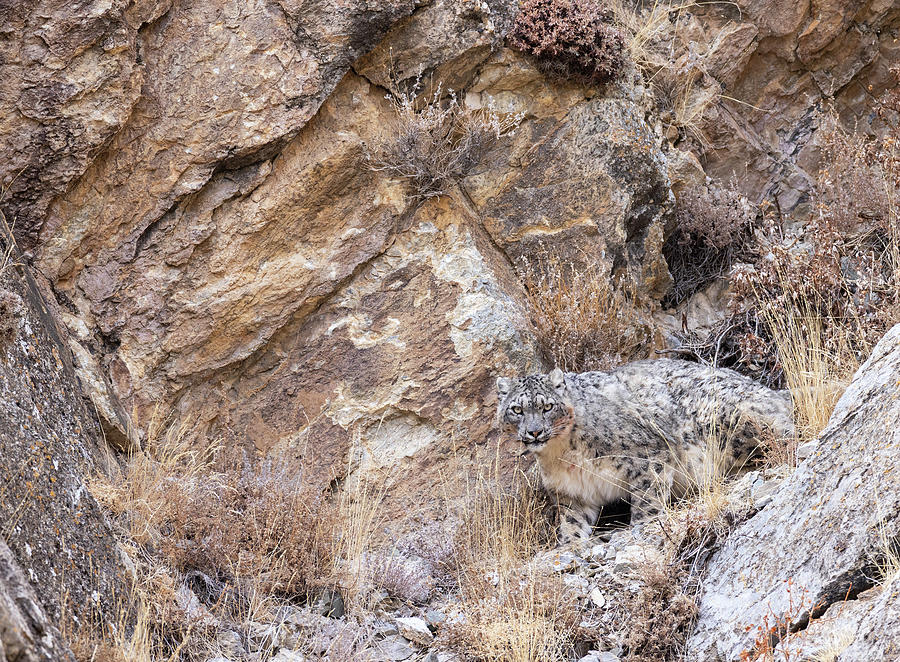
left=496, top=377, right=513, bottom=399
left=549, top=368, right=565, bottom=390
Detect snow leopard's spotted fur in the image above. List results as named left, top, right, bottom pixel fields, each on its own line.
left=497, top=359, right=794, bottom=544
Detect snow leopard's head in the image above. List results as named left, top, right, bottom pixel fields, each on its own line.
left=496, top=368, right=574, bottom=454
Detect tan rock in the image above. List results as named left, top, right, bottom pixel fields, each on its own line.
left=463, top=50, right=674, bottom=298
left=0, top=0, right=171, bottom=246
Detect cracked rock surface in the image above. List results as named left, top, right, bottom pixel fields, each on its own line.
left=686, top=323, right=900, bottom=661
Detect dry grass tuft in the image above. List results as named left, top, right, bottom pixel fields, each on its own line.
left=622, top=559, right=698, bottom=662
left=440, top=452, right=589, bottom=662
left=92, top=426, right=338, bottom=605
left=873, top=516, right=900, bottom=586
left=519, top=247, right=657, bottom=372
left=366, top=78, right=522, bottom=200
left=607, top=0, right=720, bottom=145
left=332, top=467, right=388, bottom=610
left=808, top=627, right=856, bottom=662
left=757, top=286, right=857, bottom=446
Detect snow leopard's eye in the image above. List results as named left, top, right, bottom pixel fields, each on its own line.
left=543, top=403, right=553, bottom=412
left=511, top=405, right=523, bottom=415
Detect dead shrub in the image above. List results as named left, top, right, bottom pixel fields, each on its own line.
left=623, top=560, right=698, bottom=662
left=508, top=0, right=626, bottom=85
left=366, top=80, right=522, bottom=199
left=663, top=181, right=754, bottom=307
left=160, top=451, right=338, bottom=604
left=91, top=425, right=339, bottom=615
left=519, top=247, right=657, bottom=372
left=441, top=569, right=585, bottom=662
left=368, top=550, right=435, bottom=605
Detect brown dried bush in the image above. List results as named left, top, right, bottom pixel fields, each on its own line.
left=92, top=426, right=339, bottom=612
left=366, top=80, right=522, bottom=199
left=368, top=550, right=436, bottom=605
left=160, top=451, right=339, bottom=603
left=508, top=0, right=626, bottom=85
left=519, top=247, right=657, bottom=372
left=663, top=182, right=754, bottom=307
left=623, top=560, right=698, bottom=662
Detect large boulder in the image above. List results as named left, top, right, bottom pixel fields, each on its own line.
left=686, top=323, right=900, bottom=661
left=0, top=227, right=125, bottom=635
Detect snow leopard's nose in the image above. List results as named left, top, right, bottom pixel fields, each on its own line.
left=525, top=427, right=544, bottom=441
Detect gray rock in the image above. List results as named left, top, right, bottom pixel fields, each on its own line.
left=424, top=609, right=446, bottom=627
left=686, top=324, right=900, bottom=661
left=395, top=616, right=434, bottom=645
left=311, top=587, right=345, bottom=618
left=373, top=618, right=400, bottom=637
left=752, top=477, right=781, bottom=509
left=0, top=540, right=76, bottom=661
left=578, top=652, right=620, bottom=662
left=796, top=439, right=819, bottom=461
left=246, top=621, right=283, bottom=653
left=215, top=629, right=245, bottom=658
left=270, top=650, right=309, bottom=662
left=372, top=634, right=415, bottom=661
left=612, top=544, right=662, bottom=575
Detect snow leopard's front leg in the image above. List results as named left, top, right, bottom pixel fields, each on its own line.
left=556, top=495, right=600, bottom=546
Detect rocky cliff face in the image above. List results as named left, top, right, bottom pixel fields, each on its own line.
left=3, top=0, right=683, bottom=523
left=1, top=0, right=899, bottom=657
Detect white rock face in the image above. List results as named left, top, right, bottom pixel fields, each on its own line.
left=686, top=323, right=900, bottom=661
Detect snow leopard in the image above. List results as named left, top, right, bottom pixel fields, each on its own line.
left=496, top=359, right=794, bottom=544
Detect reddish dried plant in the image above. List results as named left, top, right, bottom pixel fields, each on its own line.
left=508, top=0, right=626, bottom=85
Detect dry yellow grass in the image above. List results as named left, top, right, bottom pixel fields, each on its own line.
left=607, top=0, right=723, bottom=145
left=758, top=279, right=861, bottom=449
left=808, top=627, right=855, bottom=662
left=519, top=247, right=656, bottom=373
left=440, top=446, right=585, bottom=662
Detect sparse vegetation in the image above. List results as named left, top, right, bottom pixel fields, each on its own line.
left=366, top=79, right=522, bottom=199
left=663, top=181, right=755, bottom=308
left=508, top=0, right=626, bottom=85
left=607, top=0, right=720, bottom=145
left=81, top=419, right=342, bottom=660
left=519, top=246, right=658, bottom=372
left=622, top=559, right=698, bottom=662
left=440, top=456, right=591, bottom=661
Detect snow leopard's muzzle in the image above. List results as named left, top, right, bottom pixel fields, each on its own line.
left=517, top=418, right=551, bottom=453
